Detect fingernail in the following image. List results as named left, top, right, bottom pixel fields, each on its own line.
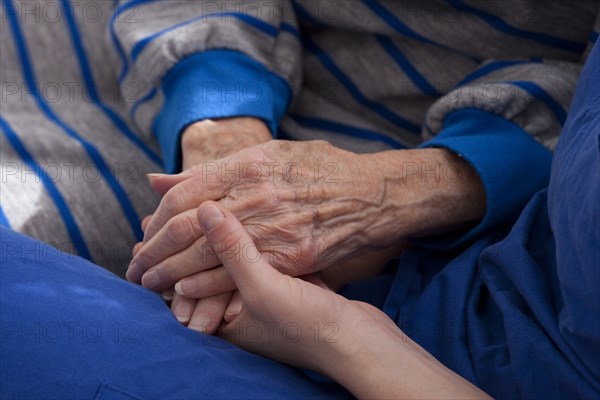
left=198, top=205, right=224, bottom=232
left=161, top=290, right=173, bottom=301
left=131, top=242, right=142, bottom=257
left=125, top=263, right=140, bottom=282
left=174, top=282, right=185, bottom=296
left=226, top=299, right=242, bottom=318
left=141, top=269, right=160, bottom=290
left=147, top=173, right=167, bottom=181
left=173, top=304, right=191, bottom=324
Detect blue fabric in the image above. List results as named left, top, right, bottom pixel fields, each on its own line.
left=0, top=206, right=11, bottom=228
left=0, top=227, right=349, bottom=399
left=418, top=108, right=553, bottom=249
left=2, top=39, right=598, bottom=400
left=153, top=50, right=291, bottom=173
left=385, top=41, right=600, bottom=398
left=547, top=40, right=600, bottom=383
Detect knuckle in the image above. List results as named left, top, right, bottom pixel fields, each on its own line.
left=186, top=163, right=204, bottom=176
left=236, top=146, right=273, bottom=165
left=164, top=215, right=198, bottom=244
left=155, top=261, right=183, bottom=285
left=160, top=189, right=183, bottom=217
left=236, top=146, right=262, bottom=161
left=204, top=299, right=228, bottom=322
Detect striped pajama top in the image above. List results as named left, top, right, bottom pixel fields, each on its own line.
left=1, top=0, right=599, bottom=274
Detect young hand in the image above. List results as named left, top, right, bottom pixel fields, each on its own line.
left=198, top=202, right=491, bottom=400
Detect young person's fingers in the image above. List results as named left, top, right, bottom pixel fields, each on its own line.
left=170, top=293, right=195, bottom=325
left=197, top=202, right=281, bottom=307
left=187, top=292, right=233, bottom=334
left=161, top=288, right=174, bottom=302
left=174, top=266, right=236, bottom=298
left=224, top=291, right=243, bottom=323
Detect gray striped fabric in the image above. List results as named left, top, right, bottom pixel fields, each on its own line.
left=1, top=0, right=599, bottom=276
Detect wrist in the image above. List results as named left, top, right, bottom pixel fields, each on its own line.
left=363, top=148, right=486, bottom=243
left=319, top=305, right=416, bottom=398
left=181, top=117, right=271, bottom=169
left=327, top=310, right=490, bottom=399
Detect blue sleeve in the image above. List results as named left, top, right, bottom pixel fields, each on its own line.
left=153, top=50, right=292, bottom=173
left=416, top=108, right=553, bottom=249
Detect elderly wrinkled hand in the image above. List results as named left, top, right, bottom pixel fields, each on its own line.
left=128, top=138, right=486, bottom=332
left=136, top=116, right=272, bottom=329
left=128, top=139, right=395, bottom=290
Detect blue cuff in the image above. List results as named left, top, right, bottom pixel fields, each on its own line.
left=416, top=108, right=553, bottom=250
left=153, top=50, right=292, bottom=173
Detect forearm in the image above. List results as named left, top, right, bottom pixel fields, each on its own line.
left=317, top=147, right=486, bottom=256
left=328, top=325, right=491, bottom=399
left=370, top=148, right=486, bottom=241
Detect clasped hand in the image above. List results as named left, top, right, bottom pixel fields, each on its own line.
left=128, top=138, right=400, bottom=331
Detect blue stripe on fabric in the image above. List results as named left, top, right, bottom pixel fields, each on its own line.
left=281, top=22, right=300, bottom=38
left=509, top=81, right=567, bottom=125
left=0, top=117, right=91, bottom=259
left=110, top=0, right=159, bottom=84
left=0, top=206, right=11, bottom=229
left=130, top=87, right=158, bottom=126
left=361, top=0, right=479, bottom=62
left=61, top=0, right=162, bottom=166
left=4, top=0, right=143, bottom=241
left=131, top=12, right=278, bottom=61
left=445, top=0, right=586, bottom=53
left=362, top=0, right=441, bottom=45
left=457, top=60, right=533, bottom=86
left=375, top=35, right=441, bottom=97
left=289, top=114, right=407, bottom=149
left=591, top=32, right=599, bottom=44
left=301, top=35, right=421, bottom=134
left=291, top=0, right=320, bottom=25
